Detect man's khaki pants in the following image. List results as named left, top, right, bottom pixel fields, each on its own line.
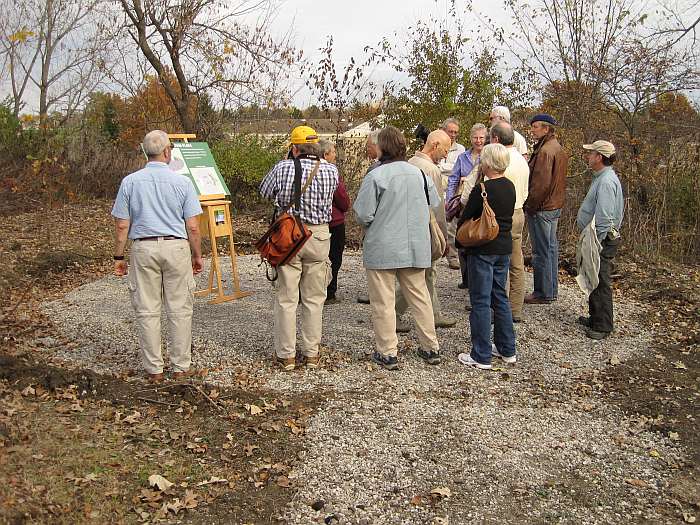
left=128, top=238, right=194, bottom=375
left=274, top=224, right=331, bottom=359
left=395, top=260, right=441, bottom=320
left=508, top=208, right=526, bottom=319
left=366, top=267, right=439, bottom=357
left=446, top=219, right=459, bottom=264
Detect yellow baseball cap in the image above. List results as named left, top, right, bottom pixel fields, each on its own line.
left=290, top=125, right=319, bottom=145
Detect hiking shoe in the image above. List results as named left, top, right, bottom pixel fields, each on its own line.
left=275, top=356, right=296, bottom=371
left=325, top=296, right=341, bottom=305
left=371, top=352, right=399, bottom=370
left=357, top=294, right=370, bottom=304
left=417, top=348, right=441, bottom=365
left=147, top=372, right=164, bottom=384
left=524, top=293, right=553, bottom=305
left=491, top=343, right=517, bottom=364
left=457, top=353, right=492, bottom=370
left=458, top=282, right=468, bottom=290
left=586, top=328, right=610, bottom=340
left=395, top=318, right=411, bottom=333
left=577, top=316, right=591, bottom=327
left=303, top=355, right=320, bottom=369
left=434, top=316, right=457, bottom=328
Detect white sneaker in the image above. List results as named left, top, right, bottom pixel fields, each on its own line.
left=491, top=344, right=517, bottom=364
left=457, top=353, right=492, bottom=370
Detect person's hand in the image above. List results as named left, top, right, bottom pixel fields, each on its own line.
left=114, top=260, right=128, bottom=276
left=192, top=256, right=204, bottom=275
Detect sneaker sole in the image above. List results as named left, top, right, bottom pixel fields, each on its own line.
left=491, top=345, right=517, bottom=364
left=457, top=353, right=492, bottom=370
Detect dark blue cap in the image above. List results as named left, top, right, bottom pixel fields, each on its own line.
left=529, top=113, right=557, bottom=126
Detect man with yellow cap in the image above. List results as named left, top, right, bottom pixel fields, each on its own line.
left=577, top=140, right=624, bottom=340
left=260, top=125, right=339, bottom=370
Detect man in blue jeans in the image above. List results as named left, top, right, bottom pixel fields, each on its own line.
left=523, top=114, right=569, bottom=304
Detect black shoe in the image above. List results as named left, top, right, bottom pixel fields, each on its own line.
left=577, top=316, right=591, bottom=327
left=586, top=328, right=611, bottom=340
left=417, top=349, right=441, bottom=365
left=458, top=282, right=468, bottom=290
left=371, top=352, right=399, bottom=370
left=325, top=296, right=341, bottom=305
left=357, top=294, right=370, bottom=304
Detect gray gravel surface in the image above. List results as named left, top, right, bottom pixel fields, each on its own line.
left=42, top=253, right=684, bottom=524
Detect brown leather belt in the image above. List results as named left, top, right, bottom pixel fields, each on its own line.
left=135, top=236, right=184, bottom=241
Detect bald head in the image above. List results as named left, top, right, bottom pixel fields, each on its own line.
left=423, top=129, right=451, bottom=163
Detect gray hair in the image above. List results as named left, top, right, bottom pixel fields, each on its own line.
left=295, top=143, right=317, bottom=155
left=490, top=122, right=515, bottom=146
left=441, top=117, right=460, bottom=129
left=491, top=106, right=511, bottom=123
left=480, top=143, right=510, bottom=173
left=470, top=123, right=487, bottom=136
left=317, top=139, right=334, bottom=156
left=367, top=130, right=380, bottom=145
left=143, top=130, right=170, bottom=157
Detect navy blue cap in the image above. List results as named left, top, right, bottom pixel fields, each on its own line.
left=529, top=113, right=557, bottom=126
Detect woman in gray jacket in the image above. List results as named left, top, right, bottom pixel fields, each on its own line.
left=353, top=126, right=442, bottom=370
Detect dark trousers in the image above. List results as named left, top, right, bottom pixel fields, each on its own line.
left=459, top=248, right=469, bottom=288
left=589, top=237, right=620, bottom=333
left=327, top=223, right=345, bottom=298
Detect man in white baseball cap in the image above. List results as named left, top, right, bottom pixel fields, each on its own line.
left=576, top=140, right=624, bottom=340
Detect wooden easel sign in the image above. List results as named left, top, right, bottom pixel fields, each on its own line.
left=168, top=133, right=253, bottom=304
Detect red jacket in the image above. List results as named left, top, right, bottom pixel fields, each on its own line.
left=330, top=176, right=351, bottom=227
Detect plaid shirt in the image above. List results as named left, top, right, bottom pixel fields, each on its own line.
left=259, top=157, right=339, bottom=224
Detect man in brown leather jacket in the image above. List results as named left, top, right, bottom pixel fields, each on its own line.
left=523, top=114, right=569, bottom=304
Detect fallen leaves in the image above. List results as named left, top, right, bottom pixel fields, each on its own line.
left=624, top=478, right=648, bottom=488
left=148, top=474, right=173, bottom=491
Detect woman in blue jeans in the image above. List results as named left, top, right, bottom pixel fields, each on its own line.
left=455, top=143, right=517, bottom=369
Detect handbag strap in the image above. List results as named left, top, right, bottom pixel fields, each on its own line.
left=479, top=182, right=488, bottom=200
left=421, top=170, right=430, bottom=205
left=285, top=159, right=321, bottom=214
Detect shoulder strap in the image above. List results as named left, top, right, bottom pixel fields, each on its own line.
left=421, top=170, right=430, bottom=205
left=480, top=182, right=487, bottom=199
left=284, top=159, right=320, bottom=214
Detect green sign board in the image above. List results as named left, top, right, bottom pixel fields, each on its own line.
left=169, top=142, right=230, bottom=197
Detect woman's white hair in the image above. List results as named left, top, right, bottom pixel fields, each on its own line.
left=143, top=130, right=170, bottom=156
left=480, top=143, right=510, bottom=173
left=367, top=130, right=380, bottom=145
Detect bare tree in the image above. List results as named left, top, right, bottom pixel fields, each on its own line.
left=115, top=0, right=301, bottom=134
left=0, top=0, right=110, bottom=123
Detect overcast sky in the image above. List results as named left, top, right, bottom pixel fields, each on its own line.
left=268, top=0, right=516, bottom=107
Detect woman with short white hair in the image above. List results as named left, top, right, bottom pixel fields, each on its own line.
left=456, top=143, right=517, bottom=370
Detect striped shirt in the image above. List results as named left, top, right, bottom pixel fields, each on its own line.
left=259, top=157, right=338, bottom=224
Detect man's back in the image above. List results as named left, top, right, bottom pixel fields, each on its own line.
left=505, top=148, right=529, bottom=210
left=112, top=162, right=201, bottom=240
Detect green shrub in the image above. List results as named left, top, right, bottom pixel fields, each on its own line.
left=211, top=134, right=286, bottom=209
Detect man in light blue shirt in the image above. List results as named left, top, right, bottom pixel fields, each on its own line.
left=112, top=130, right=203, bottom=383
left=576, top=140, right=624, bottom=340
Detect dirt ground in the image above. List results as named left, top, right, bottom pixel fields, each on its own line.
left=0, top=197, right=698, bottom=524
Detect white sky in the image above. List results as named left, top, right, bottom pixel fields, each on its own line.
left=269, top=0, right=516, bottom=107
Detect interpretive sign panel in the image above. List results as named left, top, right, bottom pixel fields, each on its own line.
left=170, top=142, right=230, bottom=197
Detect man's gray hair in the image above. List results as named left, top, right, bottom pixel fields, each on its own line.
left=470, top=123, right=487, bottom=135
left=490, top=122, right=515, bottom=146
left=317, top=139, right=334, bottom=156
left=295, top=143, right=317, bottom=155
left=491, top=106, right=511, bottom=123
left=367, top=130, right=380, bottom=145
left=441, top=117, right=460, bottom=129
left=143, top=130, right=170, bottom=156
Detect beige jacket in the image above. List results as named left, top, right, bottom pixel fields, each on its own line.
left=409, top=151, right=448, bottom=239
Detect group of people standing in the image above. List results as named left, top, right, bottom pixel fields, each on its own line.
left=111, top=110, right=624, bottom=380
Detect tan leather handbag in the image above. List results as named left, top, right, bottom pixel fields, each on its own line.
left=456, top=182, right=499, bottom=247
left=421, top=171, right=447, bottom=261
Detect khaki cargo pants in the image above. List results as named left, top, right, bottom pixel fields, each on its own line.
left=128, top=238, right=194, bottom=374
left=274, top=224, right=331, bottom=359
